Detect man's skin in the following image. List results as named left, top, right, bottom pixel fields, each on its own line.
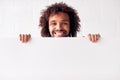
left=48, top=12, right=70, bottom=37
left=19, top=12, right=100, bottom=43
left=19, top=33, right=100, bottom=43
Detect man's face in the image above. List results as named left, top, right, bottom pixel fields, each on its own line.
left=48, top=12, right=70, bottom=37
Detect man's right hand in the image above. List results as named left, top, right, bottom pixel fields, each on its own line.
left=19, top=34, right=31, bottom=43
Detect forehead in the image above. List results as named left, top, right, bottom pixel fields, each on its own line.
left=49, top=12, right=70, bottom=21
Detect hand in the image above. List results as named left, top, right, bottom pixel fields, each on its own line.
left=19, top=34, right=31, bottom=43
left=88, top=34, right=100, bottom=43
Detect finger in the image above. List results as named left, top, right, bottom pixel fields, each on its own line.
left=88, top=34, right=92, bottom=41
left=94, top=34, right=97, bottom=41
left=94, top=34, right=98, bottom=42
left=96, top=34, right=100, bottom=41
left=96, top=34, right=99, bottom=41
left=98, top=34, right=101, bottom=38
left=25, top=34, right=31, bottom=42
left=24, top=34, right=28, bottom=43
left=94, top=34, right=101, bottom=42
left=23, top=34, right=25, bottom=43
left=19, top=34, right=22, bottom=41
left=20, top=34, right=22, bottom=42
left=91, top=34, right=95, bottom=42
left=25, top=34, right=28, bottom=42
left=28, top=34, right=31, bottom=41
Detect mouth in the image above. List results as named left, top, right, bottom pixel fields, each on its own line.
left=53, top=30, right=67, bottom=37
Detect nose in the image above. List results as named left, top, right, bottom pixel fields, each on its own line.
left=56, top=23, right=62, bottom=30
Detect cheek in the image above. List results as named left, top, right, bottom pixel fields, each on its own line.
left=49, top=26, right=54, bottom=33
left=65, top=25, right=70, bottom=32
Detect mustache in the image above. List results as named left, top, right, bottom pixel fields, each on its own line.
left=54, top=30, right=66, bottom=32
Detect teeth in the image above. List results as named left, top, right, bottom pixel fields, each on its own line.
left=55, top=31, right=63, bottom=34
left=55, top=32, right=63, bottom=34
left=54, top=31, right=65, bottom=37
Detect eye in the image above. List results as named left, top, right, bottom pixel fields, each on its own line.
left=62, top=22, right=69, bottom=25
left=50, top=22, right=56, bottom=26
left=51, top=22, right=56, bottom=26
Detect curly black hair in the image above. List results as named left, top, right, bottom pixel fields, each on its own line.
left=39, top=2, right=80, bottom=37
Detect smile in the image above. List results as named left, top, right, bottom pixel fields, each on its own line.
left=53, top=30, right=66, bottom=37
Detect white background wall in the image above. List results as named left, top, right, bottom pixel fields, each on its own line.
left=0, top=0, right=120, bottom=38
left=0, top=0, right=120, bottom=80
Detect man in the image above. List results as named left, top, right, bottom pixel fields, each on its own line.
left=19, top=2, right=100, bottom=43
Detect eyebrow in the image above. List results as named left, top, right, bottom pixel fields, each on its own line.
left=61, top=20, right=69, bottom=22
left=49, top=19, right=69, bottom=23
